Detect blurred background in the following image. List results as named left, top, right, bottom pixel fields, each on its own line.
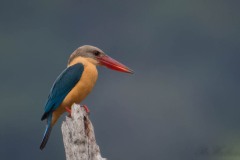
left=1, top=0, right=240, bottom=160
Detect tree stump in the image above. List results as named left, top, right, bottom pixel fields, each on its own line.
left=61, top=104, right=106, bottom=160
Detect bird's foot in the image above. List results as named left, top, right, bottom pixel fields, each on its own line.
left=65, top=107, right=72, bottom=117
left=81, top=105, right=90, bottom=115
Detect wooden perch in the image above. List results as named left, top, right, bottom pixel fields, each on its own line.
left=61, top=104, right=107, bottom=160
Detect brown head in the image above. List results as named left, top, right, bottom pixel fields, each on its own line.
left=68, top=45, right=134, bottom=74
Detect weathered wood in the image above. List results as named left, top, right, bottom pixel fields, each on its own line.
left=61, top=104, right=107, bottom=160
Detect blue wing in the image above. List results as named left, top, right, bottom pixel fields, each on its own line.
left=41, top=63, right=84, bottom=120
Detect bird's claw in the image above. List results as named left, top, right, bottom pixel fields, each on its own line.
left=65, top=107, right=72, bottom=117
left=81, top=105, right=90, bottom=115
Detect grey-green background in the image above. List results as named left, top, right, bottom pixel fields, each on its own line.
left=1, top=0, right=240, bottom=160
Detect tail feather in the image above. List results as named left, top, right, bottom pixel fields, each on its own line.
left=41, top=111, right=50, bottom=121
left=40, top=115, right=52, bottom=150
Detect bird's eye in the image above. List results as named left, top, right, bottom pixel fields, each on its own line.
left=94, top=51, right=100, bottom=56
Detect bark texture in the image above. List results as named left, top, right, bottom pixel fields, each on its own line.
left=61, top=104, right=106, bottom=160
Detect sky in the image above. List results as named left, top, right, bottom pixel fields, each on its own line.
left=1, top=0, right=240, bottom=160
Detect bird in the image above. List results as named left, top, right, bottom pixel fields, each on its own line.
left=40, top=45, right=133, bottom=150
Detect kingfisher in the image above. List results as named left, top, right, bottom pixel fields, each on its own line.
left=40, top=45, right=133, bottom=150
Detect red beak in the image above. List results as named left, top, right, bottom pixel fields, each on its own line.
left=97, top=55, right=134, bottom=74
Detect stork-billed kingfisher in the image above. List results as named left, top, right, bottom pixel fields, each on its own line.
left=40, top=45, right=133, bottom=150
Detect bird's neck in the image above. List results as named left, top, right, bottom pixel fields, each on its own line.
left=68, top=57, right=98, bottom=68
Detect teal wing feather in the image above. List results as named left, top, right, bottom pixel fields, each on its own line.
left=40, top=63, right=84, bottom=150
left=41, top=63, right=84, bottom=120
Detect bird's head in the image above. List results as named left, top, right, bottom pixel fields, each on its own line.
left=68, top=45, right=133, bottom=74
